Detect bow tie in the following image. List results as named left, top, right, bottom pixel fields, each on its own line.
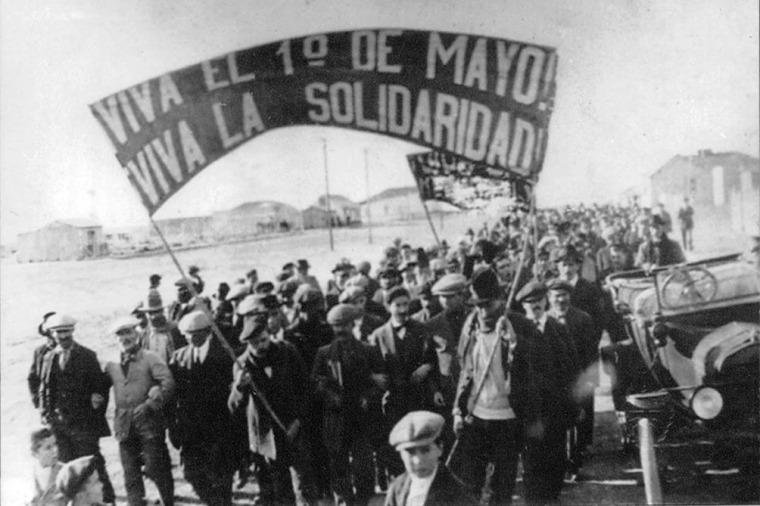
left=393, top=323, right=407, bottom=332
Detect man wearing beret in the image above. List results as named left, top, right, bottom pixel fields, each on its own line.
left=36, top=314, right=115, bottom=504
left=547, top=279, right=597, bottom=481
left=452, top=268, right=541, bottom=505
left=517, top=281, right=580, bottom=502
left=635, top=214, right=686, bottom=269
left=312, top=304, right=388, bottom=505
left=104, top=316, right=175, bottom=506
left=385, top=411, right=475, bottom=506
left=228, top=306, right=316, bottom=505
left=168, top=311, right=236, bottom=505
left=370, top=285, right=438, bottom=479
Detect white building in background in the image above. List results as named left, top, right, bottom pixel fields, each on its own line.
left=16, top=219, right=107, bottom=262
left=212, top=201, right=303, bottom=238
left=360, top=186, right=461, bottom=224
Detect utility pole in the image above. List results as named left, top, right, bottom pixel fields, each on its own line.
left=322, top=139, right=334, bottom=251
left=364, top=148, right=373, bottom=244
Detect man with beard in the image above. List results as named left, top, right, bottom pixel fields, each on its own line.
left=168, top=277, right=206, bottom=324
left=312, top=304, right=388, bottom=505
left=36, top=314, right=115, bottom=504
left=338, top=285, right=384, bottom=342
left=369, top=286, right=437, bottom=478
left=635, top=215, right=686, bottom=269
left=228, top=307, right=316, bottom=505
left=547, top=279, right=596, bottom=481
left=517, top=281, right=579, bottom=504
left=104, top=316, right=175, bottom=506
left=451, top=268, right=540, bottom=504
left=139, top=291, right=184, bottom=363
left=423, top=274, right=469, bottom=452
left=168, top=311, right=236, bottom=505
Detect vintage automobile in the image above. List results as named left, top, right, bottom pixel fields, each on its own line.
left=604, top=253, right=759, bottom=503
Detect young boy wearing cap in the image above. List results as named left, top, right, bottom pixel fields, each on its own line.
left=55, top=455, right=107, bottom=506
left=104, top=316, right=175, bottom=506
left=36, top=314, right=114, bottom=504
left=385, top=411, right=475, bottom=505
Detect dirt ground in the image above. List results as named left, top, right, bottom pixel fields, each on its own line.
left=1, top=217, right=752, bottom=504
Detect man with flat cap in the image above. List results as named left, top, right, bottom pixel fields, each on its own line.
left=452, top=268, right=541, bottom=505
left=339, top=285, right=385, bottom=342
left=104, top=316, right=175, bottom=506
left=312, top=304, right=388, bottom=505
left=423, top=274, right=470, bottom=452
left=228, top=302, right=316, bottom=505
left=168, top=311, right=236, bottom=505
left=385, top=411, right=475, bottom=506
left=36, top=313, right=115, bottom=504
left=516, top=281, right=579, bottom=503
left=370, top=286, right=438, bottom=479
left=547, top=278, right=597, bottom=480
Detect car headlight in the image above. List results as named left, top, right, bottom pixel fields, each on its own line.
left=690, top=386, right=724, bottom=420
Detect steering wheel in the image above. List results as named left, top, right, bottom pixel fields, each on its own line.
left=660, top=266, right=718, bottom=308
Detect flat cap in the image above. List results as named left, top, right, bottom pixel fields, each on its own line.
left=239, top=313, right=269, bottom=341
left=516, top=280, right=548, bottom=303
left=236, top=294, right=270, bottom=316
left=178, top=310, right=211, bottom=333
left=254, top=281, right=275, bottom=294
left=345, top=274, right=369, bottom=289
left=227, top=283, right=250, bottom=301
left=109, top=316, right=139, bottom=335
left=389, top=411, right=445, bottom=450
left=386, top=286, right=410, bottom=305
left=432, top=273, right=467, bottom=296
left=339, top=285, right=365, bottom=304
left=546, top=278, right=573, bottom=293
left=45, top=313, right=77, bottom=331
left=327, top=303, right=360, bottom=326
left=56, top=455, right=97, bottom=499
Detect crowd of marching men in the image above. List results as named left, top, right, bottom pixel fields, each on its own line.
left=27, top=200, right=694, bottom=505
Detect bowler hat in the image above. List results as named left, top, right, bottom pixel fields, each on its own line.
left=469, top=268, right=502, bottom=304
left=516, top=280, right=548, bottom=303
left=389, top=410, right=445, bottom=450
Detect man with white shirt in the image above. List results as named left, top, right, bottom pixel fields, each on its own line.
left=169, top=311, right=236, bottom=505
left=451, top=268, right=541, bottom=505
left=385, top=411, right=475, bottom=506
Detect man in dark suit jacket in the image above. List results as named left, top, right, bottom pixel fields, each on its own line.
left=37, top=314, right=114, bottom=504
left=548, top=279, right=597, bottom=480
left=169, top=311, right=236, bottom=505
left=385, top=411, right=475, bottom=506
left=28, top=311, right=58, bottom=409
left=339, top=286, right=384, bottom=342
left=369, top=286, right=438, bottom=478
left=517, top=282, right=579, bottom=502
left=313, top=304, right=388, bottom=505
left=228, top=308, right=316, bottom=505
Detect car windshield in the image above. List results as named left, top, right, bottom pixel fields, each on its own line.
left=656, top=261, right=760, bottom=311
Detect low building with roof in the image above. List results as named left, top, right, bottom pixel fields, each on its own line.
left=16, top=218, right=107, bottom=262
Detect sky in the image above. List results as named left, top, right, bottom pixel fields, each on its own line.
left=1, top=0, right=758, bottom=244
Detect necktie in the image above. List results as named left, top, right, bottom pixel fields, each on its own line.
left=193, top=348, right=201, bottom=366
left=59, top=350, right=70, bottom=370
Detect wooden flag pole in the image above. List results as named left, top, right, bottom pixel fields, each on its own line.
left=364, top=148, right=373, bottom=245
left=422, top=200, right=442, bottom=248
left=322, top=139, right=335, bottom=251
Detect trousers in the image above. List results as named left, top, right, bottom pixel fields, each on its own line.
left=52, top=423, right=115, bottom=503
left=119, top=428, right=174, bottom=506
